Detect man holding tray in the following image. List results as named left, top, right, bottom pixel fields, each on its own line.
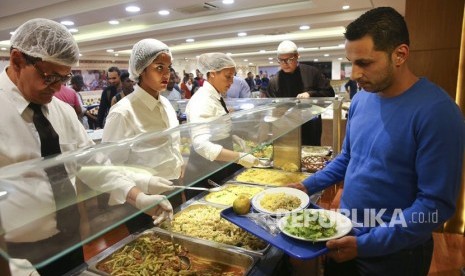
left=289, top=7, right=464, bottom=276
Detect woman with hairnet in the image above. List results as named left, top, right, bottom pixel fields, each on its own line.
left=102, top=38, right=183, bottom=232
left=183, top=53, right=260, bottom=197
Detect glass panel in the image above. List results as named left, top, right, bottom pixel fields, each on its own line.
left=0, top=97, right=332, bottom=269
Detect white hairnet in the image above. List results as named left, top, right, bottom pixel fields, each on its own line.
left=277, top=40, right=298, bottom=55
left=197, top=52, right=236, bottom=74
left=10, top=18, right=79, bottom=67
left=129, top=38, right=172, bottom=82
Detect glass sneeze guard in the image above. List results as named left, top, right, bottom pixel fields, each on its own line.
left=0, top=97, right=332, bottom=271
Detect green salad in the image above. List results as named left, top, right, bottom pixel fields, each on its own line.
left=283, top=210, right=337, bottom=241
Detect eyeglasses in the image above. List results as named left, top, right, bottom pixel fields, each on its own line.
left=277, top=56, right=297, bottom=64
left=32, top=63, right=73, bottom=85
left=18, top=50, right=72, bottom=85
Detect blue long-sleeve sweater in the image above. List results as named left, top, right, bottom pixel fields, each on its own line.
left=303, top=78, right=464, bottom=257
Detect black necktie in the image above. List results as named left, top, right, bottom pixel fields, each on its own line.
left=29, top=103, right=79, bottom=235
left=219, top=97, right=229, bottom=114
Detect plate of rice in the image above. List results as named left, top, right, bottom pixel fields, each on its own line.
left=251, top=187, right=309, bottom=216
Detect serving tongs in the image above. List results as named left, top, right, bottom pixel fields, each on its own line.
left=165, top=217, right=191, bottom=270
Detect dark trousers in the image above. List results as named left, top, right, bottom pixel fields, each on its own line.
left=302, top=116, right=322, bottom=146
left=324, top=237, right=434, bottom=276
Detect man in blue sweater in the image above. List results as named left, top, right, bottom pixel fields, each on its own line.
left=289, top=7, right=464, bottom=275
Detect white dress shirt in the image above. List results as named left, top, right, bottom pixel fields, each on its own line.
left=0, top=68, right=140, bottom=242
left=102, top=85, right=183, bottom=180
left=185, top=81, right=232, bottom=161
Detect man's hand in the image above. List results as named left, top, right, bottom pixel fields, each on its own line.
left=296, top=92, right=311, bottom=98
left=287, top=182, right=308, bottom=193
left=237, top=152, right=259, bottom=168
left=326, top=236, right=358, bottom=262
left=135, top=193, right=173, bottom=225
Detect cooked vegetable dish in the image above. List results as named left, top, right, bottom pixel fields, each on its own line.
left=97, top=234, right=244, bottom=275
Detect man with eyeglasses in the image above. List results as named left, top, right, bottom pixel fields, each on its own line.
left=0, top=18, right=173, bottom=275
left=267, top=40, right=335, bottom=145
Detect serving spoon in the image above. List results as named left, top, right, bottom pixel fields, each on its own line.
left=171, top=185, right=223, bottom=192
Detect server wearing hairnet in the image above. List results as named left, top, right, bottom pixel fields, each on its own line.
left=267, top=40, right=335, bottom=145
left=0, top=19, right=172, bottom=275
left=102, top=38, right=183, bottom=231
left=184, top=53, right=260, bottom=197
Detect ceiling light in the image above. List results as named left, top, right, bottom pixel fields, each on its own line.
left=249, top=62, right=253, bottom=65
left=243, top=59, right=248, bottom=62
left=268, top=57, right=273, bottom=60
left=9, top=31, right=15, bottom=35
left=222, top=0, right=234, bottom=4
left=68, top=28, right=78, bottom=33
left=299, top=25, right=310, bottom=30
left=259, top=50, right=266, bottom=53
left=126, top=6, right=140, bottom=12
left=313, top=59, right=319, bottom=62
left=114, top=53, right=119, bottom=56
left=1, top=48, right=7, bottom=51
left=342, top=5, right=350, bottom=10
left=186, top=38, right=195, bottom=43
left=324, top=54, right=330, bottom=57
left=226, top=52, right=232, bottom=55
left=338, top=44, right=345, bottom=47
left=158, top=10, right=170, bottom=16
left=79, top=53, right=82, bottom=57
left=298, top=47, right=304, bottom=51
left=269, top=61, right=274, bottom=64
left=106, top=49, right=114, bottom=53
left=338, top=57, right=343, bottom=60
left=109, top=20, right=120, bottom=25
left=237, top=32, right=247, bottom=37
left=60, top=20, right=74, bottom=26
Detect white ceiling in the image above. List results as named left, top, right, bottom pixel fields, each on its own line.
left=0, top=0, right=405, bottom=67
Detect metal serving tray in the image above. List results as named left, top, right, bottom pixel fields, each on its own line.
left=198, top=182, right=267, bottom=207
left=301, top=146, right=332, bottom=157
left=86, top=228, right=257, bottom=275
left=233, top=168, right=311, bottom=187
left=158, top=202, right=270, bottom=256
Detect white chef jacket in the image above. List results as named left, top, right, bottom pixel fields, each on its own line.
left=185, top=81, right=232, bottom=161
left=102, top=85, right=183, bottom=180
left=0, top=68, right=142, bottom=242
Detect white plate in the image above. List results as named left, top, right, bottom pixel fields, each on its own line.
left=252, top=187, right=310, bottom=215
left=278, top=209, right=352, bottom=242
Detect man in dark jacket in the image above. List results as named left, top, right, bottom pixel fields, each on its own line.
left=267, top=40, right=335, bottom=145
left=97, top=66, right=121, bottom=128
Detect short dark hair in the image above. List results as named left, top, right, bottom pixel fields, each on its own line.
left=120, top=71, right=130, bottom=82
left=108, top=66, right=121, bottom=76
left=344, top=7, right=409, bottom=54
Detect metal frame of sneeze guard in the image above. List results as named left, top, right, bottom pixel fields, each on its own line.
left=332, top=96, right=344, bottom=155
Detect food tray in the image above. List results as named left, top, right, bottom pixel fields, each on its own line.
left=87, top=228, right=256, bottom=275
left=233, top=168, right=311, bottom=187
left=199, top=182, right=266, bottom=206
left=301, top=146, right=332, bottom=157
left=158, top=203, right=270, bottom=256
left=221, top=205, right=328, bottom=260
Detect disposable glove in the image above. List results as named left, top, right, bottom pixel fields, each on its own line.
left=135, top=193, right=173, bottom=225
left=232, top=135, right=248, bottom=152
left=236, top=152, right=259, bottom=168
left=135, top=176, right=174, bottom=195
left=148, top=176, right=174, bottom=194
